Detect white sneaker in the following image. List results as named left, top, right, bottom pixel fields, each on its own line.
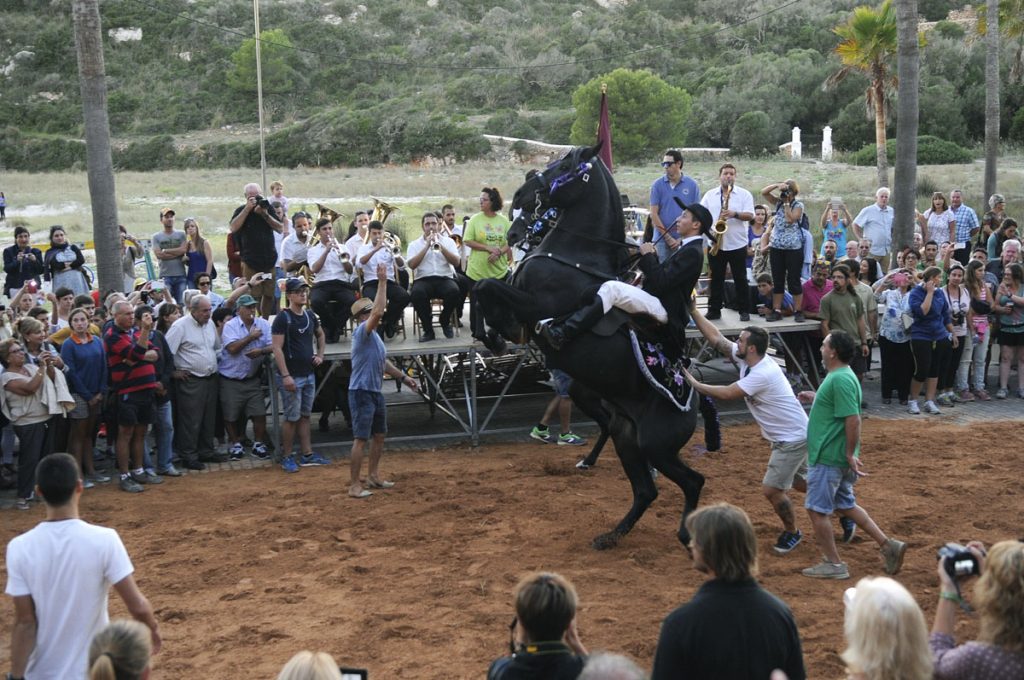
left=923, top=400, right=941, bottom=415
left=907, top=400, right=920, bottom=415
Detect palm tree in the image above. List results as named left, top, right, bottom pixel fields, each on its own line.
left=826, top=0, right=898, bottom=188
left=71, top=0, right=121, bottom=295
left=893, top=0, right=920, bottom=259
left=984, top=0, right=1000, bottom=201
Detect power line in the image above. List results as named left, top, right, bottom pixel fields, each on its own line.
left=120, top=0, right=803, bottom=73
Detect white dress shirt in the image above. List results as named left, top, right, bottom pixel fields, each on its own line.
left=279, top=231, right=309, bottom=268
left=701, top=184, right=756, bottom=252
left=357, top=242, right=397, bottom=283
left=164, top=313, right=220, bottom=377
left=408, top=235, right=457, bottom=279
left=307, top=242, right=356, bottom=284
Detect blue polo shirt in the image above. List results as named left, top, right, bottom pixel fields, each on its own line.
left=650, top=174, right=701, bottom=239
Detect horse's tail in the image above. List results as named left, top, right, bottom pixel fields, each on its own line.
left=698, top=394, right=721, bottom=452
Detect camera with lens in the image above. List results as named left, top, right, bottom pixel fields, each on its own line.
left=952, top=311, right=966, bottom=325
left=253, top=195, right=274, bottom=212
left=937, top=542, right=981, bottom=579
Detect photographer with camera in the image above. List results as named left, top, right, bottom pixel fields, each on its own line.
left=487, top=571, right=588, bottom=680
left=760, top=180, right=806, bottom=323
left=931, top=539, right=1024, bottom=678
left=936, top=262, right=970, bottom=406
left=229, top=183, right=284, bottom=319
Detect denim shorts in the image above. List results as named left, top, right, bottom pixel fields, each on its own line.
left=550, top=368, right=572, bottom=398
left=349, top=389, right=387, bottom=440
left=278, top=373, right=315, bottom=422
left=805, top=463, right=858, bottom=515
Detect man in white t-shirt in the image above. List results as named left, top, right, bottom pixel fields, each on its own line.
left=681, top=308, right=812, bottom=555
left=5, top=453, right=161, bottom=680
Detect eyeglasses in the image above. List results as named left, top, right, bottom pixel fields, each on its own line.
left=661, top=161, right=679, bottom=168
left=198, top=281, right=211, bottom=286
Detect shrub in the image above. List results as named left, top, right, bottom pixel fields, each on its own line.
left=730, top=111, right=777, bottom=156
left=849, top=135, right=973, bottom=166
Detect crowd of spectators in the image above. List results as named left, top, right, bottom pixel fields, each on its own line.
left=2, top=164, right=1022, bottom=679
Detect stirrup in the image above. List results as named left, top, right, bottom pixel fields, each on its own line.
left=534, top=318, right=553, bottom=334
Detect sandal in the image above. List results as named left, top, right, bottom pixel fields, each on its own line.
left=366, top=478, right=395, bottom=489
left=349, top=489, right=373, bottom=499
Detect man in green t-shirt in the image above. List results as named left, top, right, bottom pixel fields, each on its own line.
left=796, top=330, right=907, bottom=580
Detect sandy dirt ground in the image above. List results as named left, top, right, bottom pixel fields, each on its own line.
left=1, top=419, right=1021, bottom=679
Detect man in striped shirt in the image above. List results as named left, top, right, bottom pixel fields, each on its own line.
left=949, top=189, right=979, bottom=266
left=103, top=301, right=162, bottom=493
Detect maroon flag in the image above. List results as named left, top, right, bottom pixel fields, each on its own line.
left=596, top=84, right=613, bottom=172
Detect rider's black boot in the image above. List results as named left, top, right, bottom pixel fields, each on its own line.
left=537, top=297, right=605, bottom=350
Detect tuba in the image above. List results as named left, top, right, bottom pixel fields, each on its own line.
left=316, top=203, right=344, bottom=226
left=709, top=183, right=732, bottom=257
left=371, top=197, right=397, bottom=225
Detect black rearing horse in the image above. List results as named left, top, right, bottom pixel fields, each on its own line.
left=476, top=143, right=710, bottom=551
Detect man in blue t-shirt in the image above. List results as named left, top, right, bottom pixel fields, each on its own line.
left=649, top=149, right=700, bottom=261
left=271, top=278, right=328, bottom=473
left=347, top=263, right=419, bottom=499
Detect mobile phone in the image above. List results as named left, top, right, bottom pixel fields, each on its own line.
left=340, top=668, right=368, bottom=680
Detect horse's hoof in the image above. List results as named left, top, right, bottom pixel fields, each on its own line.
left=575, top=460, right=592, bottom=470
left=592, top=532, right=620, bottom=550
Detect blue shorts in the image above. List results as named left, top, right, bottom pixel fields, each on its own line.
left=550, top=368, right=572, bottom=398
left=349, top=389, right=387, bottom=440
left=279, top=373, right=315, bottom=422
left=804, top=463, right=858, bottom=515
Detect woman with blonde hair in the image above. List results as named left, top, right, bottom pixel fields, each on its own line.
left=842, top=576, right=933, bottom=680
left=276, top=650, right=344, bottom=680
left=89, top=619, right=152, bottom=680
left=184, top=217, right=214, bottom=288
left=932, top=539, right=1024, bottom=678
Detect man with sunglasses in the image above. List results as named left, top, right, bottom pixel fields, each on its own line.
left=649, top=149, right=700, bottom=262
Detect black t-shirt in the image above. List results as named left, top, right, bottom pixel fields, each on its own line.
left=231, top=204, right=278, bottom=271
left=271, top=309, right=320, bottom=377
left=487, top=644, right=585, bottom=680
left=651, top=578, right=806, bottom=680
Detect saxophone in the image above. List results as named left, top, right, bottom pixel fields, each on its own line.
left=709, top=182, right=732, bottom=257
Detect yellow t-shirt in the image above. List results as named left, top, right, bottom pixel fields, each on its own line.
left=464, top=212, right=511, bottom=281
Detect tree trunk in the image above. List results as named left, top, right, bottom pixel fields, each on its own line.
left=983, top=0, right=999, bottom=201
left=893, top=0, right=920, bottom=258
left=72, top=0, right=121, bottom=295
left=872, top=78, right=889, bottom=188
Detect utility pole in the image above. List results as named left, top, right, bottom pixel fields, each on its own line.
left=72, top=0, right=121, bottom=295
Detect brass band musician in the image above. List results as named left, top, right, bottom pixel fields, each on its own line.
left=357, top=221, right=410, bottom=339
left=309, top=218, right=359, bottom=344
left=700, top=163, right=756, bottom=322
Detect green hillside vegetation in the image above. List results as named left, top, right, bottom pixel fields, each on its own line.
left=2, top=0, right=1023, bottom=171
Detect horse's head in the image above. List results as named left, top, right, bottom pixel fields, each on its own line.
left=511, top=143, right=605, bottom=217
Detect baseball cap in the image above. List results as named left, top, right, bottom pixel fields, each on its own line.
left=350, top=298, right=374, bottom=317
left=284, top=278, right=309, bottom=293
left=236, top=294, right=258, bottom=307
left=159, top=207, right=176, bottom=218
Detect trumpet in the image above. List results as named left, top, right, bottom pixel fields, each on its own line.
left=383, top=233, right=402, bottom=256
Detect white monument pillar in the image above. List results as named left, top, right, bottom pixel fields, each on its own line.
left=791, top=127, right=802, bottom=159
left=822, top=126, right=833, bottom=161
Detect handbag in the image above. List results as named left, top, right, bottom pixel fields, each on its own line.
left=900, top=312, right=914, bottom=331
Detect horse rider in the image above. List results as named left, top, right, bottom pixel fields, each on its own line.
left=538, top=199, right=713, bottom=350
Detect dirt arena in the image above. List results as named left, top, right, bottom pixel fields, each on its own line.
left=1, top=419, right=1021, bottom=678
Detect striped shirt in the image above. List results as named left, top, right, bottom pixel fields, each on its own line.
left=951, top=204, right=979, bottom=244
left=103, top=324, right=158, bottom=395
